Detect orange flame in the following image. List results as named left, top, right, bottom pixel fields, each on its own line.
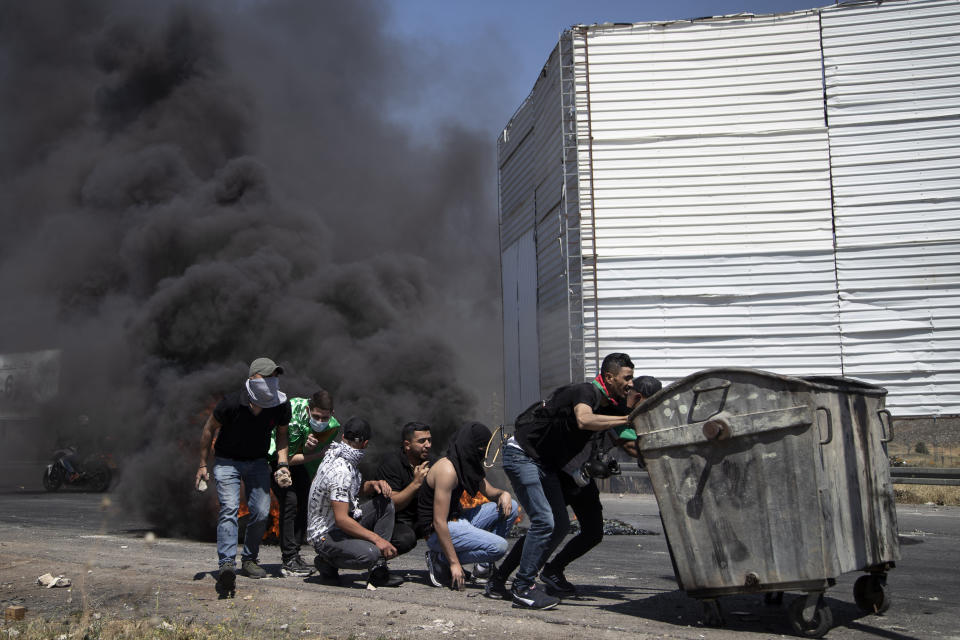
left=460, top=490, right=490, bottom=509
left=460, top=490, right=524, bottom=525
left=237, top=490, right=280, bottom=541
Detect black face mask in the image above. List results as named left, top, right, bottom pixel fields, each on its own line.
left=447, top=422, right=491, bottom=496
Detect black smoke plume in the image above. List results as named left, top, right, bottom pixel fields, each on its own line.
left=0, top=1, right=503, bottom=538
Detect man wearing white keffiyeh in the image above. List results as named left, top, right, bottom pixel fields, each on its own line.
left=305, top=417, right=403, bottom=588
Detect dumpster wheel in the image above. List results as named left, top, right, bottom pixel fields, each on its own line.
left=701, top=599, right=724, bottom=627
left=853, top=574, right=890, bottom=614
left=788, top=593, right=833, bottom=638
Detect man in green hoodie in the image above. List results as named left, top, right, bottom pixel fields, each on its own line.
left=270, top=389, right=341, bottom=577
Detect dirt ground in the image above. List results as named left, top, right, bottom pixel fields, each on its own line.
left=3, top=483, right=960, bottom=640
left=0, top=490, right=727, bottom=640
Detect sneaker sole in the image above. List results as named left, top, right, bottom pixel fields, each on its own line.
left=426, top=552, right=444, bottom=588
left=511, top=598, right=559, bottom=610
left=281, top=568, right=314, bottom=577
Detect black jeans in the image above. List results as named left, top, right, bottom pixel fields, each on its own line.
left=497, top=477, right=603, bottom=578
left=550, top=476, right=604, bottom=570
left=271, top=464, right=311, bottom=563
left=391, top=520, right=419, bottom=556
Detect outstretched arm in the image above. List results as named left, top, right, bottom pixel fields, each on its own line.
left=574, top=403, right=629, bottom=431
left=431, top=460, right=466, bottom=590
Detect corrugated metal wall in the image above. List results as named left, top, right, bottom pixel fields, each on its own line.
left=821, top=0, right=960, bottom=414
left=573, top=12, right=844, bottom=381
left=498, top=47, right=570, bottom=420
left=499, top=0, right=960, bottom=417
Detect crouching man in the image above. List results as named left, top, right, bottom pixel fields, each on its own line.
left=305, top=417, right=403, bottom=588
left=418, top=422, right=519, bottom=592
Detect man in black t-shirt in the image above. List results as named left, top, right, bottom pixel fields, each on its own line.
left=375, top=421, right=434, bottom=555
left=496, top=353, right=634, bottom=610
left=195, top=357, right=292, bottom=596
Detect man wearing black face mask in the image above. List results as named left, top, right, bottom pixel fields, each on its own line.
left=195, top=357, right=292, bottom=596
left=418, top=422, right=519, bottom=593
left=269, top=389, right=341, bottom=577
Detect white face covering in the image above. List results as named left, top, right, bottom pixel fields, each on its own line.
left=245, top=376, right=287, bottom=408
left=309, top=417, right=330, bottom=432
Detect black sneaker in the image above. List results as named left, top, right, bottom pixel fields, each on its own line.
left=313, top=555, right=340, bottom=584
left=511, top=583, right=560, bottom=610
left=484, top=575, right=510, bottom=600
left=241, top=558, right=267, bottom=579
left=216, top=561, right=236, bottom=595
left=425, top=550, right=450, bottom=588
left=540, top=563, right=577, bottom=597
left=367, top=565, right=404, bottom=588
left=281, top=556, right=315, bottom=577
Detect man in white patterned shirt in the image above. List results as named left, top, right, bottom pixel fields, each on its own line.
left=306, top=417, right=403, bottom=587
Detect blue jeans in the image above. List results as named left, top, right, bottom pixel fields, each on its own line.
left=213, top=456, right=272, bottom=567
left=427, top=499, right=519, bottom=565
left=502, top=445, right=569, bottom=590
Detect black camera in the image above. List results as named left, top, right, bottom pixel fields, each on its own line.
left=572, top=454, right=621, bottom=487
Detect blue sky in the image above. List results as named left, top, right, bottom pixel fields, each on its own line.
left=383, top=0, right=825, bottom=134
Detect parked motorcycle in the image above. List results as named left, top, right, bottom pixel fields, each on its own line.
left=42, top=447, right=112, bottom=492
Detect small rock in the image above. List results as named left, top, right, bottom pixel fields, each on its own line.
left=280, top=624, right=288, bottom=631
left=37, top=573, right=71, bottom=588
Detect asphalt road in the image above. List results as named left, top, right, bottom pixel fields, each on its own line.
left=1, top=465, right=958, bottom=639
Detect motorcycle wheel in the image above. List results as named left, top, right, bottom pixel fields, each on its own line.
left=43, top=466, right=63, bottom=492
left=85, top=461, right=112, bottom=492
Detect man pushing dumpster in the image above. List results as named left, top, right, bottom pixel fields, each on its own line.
left=494, top=353, right=635, bottom=609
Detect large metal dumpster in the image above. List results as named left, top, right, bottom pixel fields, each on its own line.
left=629, top=368, right=898, bottom=637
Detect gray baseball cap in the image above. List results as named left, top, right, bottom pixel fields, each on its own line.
left=248, top=357, right=284, bottom=377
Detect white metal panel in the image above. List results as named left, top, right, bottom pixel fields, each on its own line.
left=499, top=46, right=567, bottom=416
left=500, top=229, right=540, bottom=422
left=572, top=13, right=842, bottom=379
left=823, top=0, right=960, bottom=414
left=536, top=204, right=569, bottom=396
left=499, top=48, right=564, bottom=250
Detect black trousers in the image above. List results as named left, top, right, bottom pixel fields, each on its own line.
left=550, top=476, right=604, bottom=570
left=271, top=464, right=311, bottom=563
left=497, top=476, right=604, bottom=578
left=390, top=520, right=419, bottom=556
